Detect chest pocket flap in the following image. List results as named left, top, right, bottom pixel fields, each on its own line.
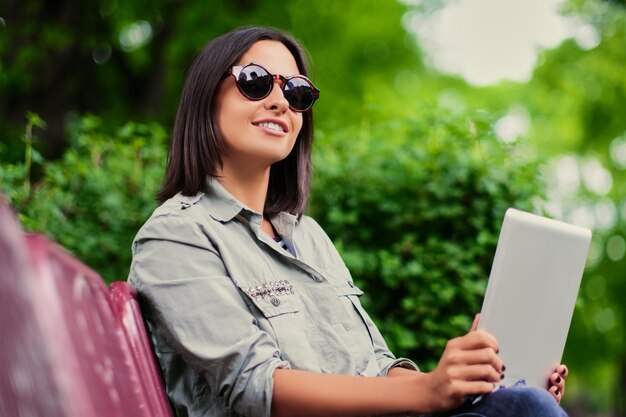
left=335, top=281, right=364, bottom=297
left=239, top=279, right=303, bottom=318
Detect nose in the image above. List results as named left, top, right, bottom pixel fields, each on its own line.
left=264, top=76, right=289, bottom=112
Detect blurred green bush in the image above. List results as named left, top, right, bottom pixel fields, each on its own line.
left=1, top=109, right=544, bottom=369
left=0, top=115, right=168, bottom=281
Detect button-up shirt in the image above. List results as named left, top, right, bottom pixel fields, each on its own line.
left=128, top=179, right=418, bottom=417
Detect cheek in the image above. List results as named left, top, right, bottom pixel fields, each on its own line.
left=216, top=94, right=250, bottom=142
left=216, top=110, right=233, bottom=146
left=293, top=114, right=304, bottom=137
left=217, top=97, right=238, bottom=126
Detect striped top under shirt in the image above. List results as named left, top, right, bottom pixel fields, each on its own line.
left=273, top=236, right=296, bottom=257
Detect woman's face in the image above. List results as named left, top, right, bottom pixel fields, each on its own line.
left=215, top=40, right=304, bottom=173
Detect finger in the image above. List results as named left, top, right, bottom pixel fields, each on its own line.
left=455, top=330, right=499, bottom=353
left=548, top=385, right=562, bottom=404
left=550, top=372, right=565, bottom=391
left=470, top=314, right=481, bottom=332
left=456, top=379, right=499, bottom=397
left=557, top=364, right=569, bottom=378
left=457, top=347, right=505, bottom=373
left=452, top=363, right=504, bottom=383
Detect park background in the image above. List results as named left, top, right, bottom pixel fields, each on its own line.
left=1, top=0, right=625, bottom=415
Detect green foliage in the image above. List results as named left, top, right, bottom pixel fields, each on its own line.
left=0, top=0, right=419, bottom=156
left=310, top=108, right=543, bottom=369
left=0, top=116, right=167, bottom=282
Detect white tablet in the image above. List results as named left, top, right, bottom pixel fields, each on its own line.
left=477, top=208, right=591, bottom=388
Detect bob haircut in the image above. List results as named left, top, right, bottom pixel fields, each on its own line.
left=157, top=26, right=315, bottom=217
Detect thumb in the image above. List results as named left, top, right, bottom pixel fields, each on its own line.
left=470, top=313, right=480, bottom=332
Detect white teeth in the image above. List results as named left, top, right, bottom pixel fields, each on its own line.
left=256, top=122, right=285, bottom=132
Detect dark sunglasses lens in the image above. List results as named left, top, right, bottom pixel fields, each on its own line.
left=284, top=77, right=315, bottom=111
left=238, top=65, right=272, bottom=99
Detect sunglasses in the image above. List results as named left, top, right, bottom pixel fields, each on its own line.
left=226, top=62, right=320, bottom=112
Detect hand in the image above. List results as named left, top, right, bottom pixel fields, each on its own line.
left=548, top=364, right=568, bottom=403
left=424, top=324, right=504, bottom=412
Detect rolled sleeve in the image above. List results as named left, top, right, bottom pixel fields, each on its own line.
left=382, top=358, right=420, bottom=376
left=130, top=215, right=287, bottom=417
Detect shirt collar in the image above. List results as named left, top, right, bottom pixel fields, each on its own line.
left=269, top=211, right=298, bottom=241
left=201, top=178, right=299, bottom=233
left=203, top=178, right=253, bottom=222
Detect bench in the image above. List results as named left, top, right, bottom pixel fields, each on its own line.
left=0, top=198, right=174, bottom=417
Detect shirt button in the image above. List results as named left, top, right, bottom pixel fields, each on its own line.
left=270, top=297, right=281, bottom=307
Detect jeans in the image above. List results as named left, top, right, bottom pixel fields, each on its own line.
left=425, top=381, right=569, bottom=417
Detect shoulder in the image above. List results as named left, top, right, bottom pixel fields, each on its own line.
left=294, top=214, right=348, bottom=266
left=134, top=192, right=213, bottom=245
left=295, top=214, right=334, bottom=243
left=151, top=192, right=205, bottom=220
left=295, top=214, right=324, bottom=232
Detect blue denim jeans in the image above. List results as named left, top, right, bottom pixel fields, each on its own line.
left=424, top=381, right=569, bottom=417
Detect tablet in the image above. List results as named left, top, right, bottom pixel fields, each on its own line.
left=477, top=208, right=591, bottom=388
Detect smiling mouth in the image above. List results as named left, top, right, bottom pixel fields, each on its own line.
left=254, top=121, right=286, bottom=133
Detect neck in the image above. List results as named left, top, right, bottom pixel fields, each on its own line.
left=216, top=163, right=271, bottom=214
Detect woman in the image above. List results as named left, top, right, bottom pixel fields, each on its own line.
left=128, top=26, right=569, bottom=417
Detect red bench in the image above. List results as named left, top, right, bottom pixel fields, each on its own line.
left=0, top=198, right=173, bottom=417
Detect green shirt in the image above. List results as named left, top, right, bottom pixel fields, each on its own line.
left=128, top=179, right=418, bottom=417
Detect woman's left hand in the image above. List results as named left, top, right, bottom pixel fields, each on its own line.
left=548, top=364, right=568, bottom=403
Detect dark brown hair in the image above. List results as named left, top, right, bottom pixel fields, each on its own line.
left=156, top=26, right=315, bottom=217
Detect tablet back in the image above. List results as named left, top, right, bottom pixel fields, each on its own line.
left=478, top=208, right=591, bottom=388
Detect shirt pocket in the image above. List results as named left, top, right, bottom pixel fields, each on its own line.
left=333, top=280, right=371, bottom=341
left=239, top=278, right=303, bottom=317
left=238, top=277, right=321, bottom=371
left=331, top=276, right=382, bottom=376
left=321, top=263, right=366, bottom=318
left=323, top=264, right=377, bottom=350
left=335, top=281, right=364, bottom=297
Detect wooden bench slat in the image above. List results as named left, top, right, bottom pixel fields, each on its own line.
left=0, top=198, right=174, bottom=417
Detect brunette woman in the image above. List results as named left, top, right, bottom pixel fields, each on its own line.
left=129, top=26, right=569, bottom=417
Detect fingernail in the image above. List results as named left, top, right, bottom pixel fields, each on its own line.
left=502, top=365, right=506, bottom=372
left=555, top=376, right=562, bottom=384
left=555, top=388, right=560, bottom=396
left=501, top=373, right=505, bottom=380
